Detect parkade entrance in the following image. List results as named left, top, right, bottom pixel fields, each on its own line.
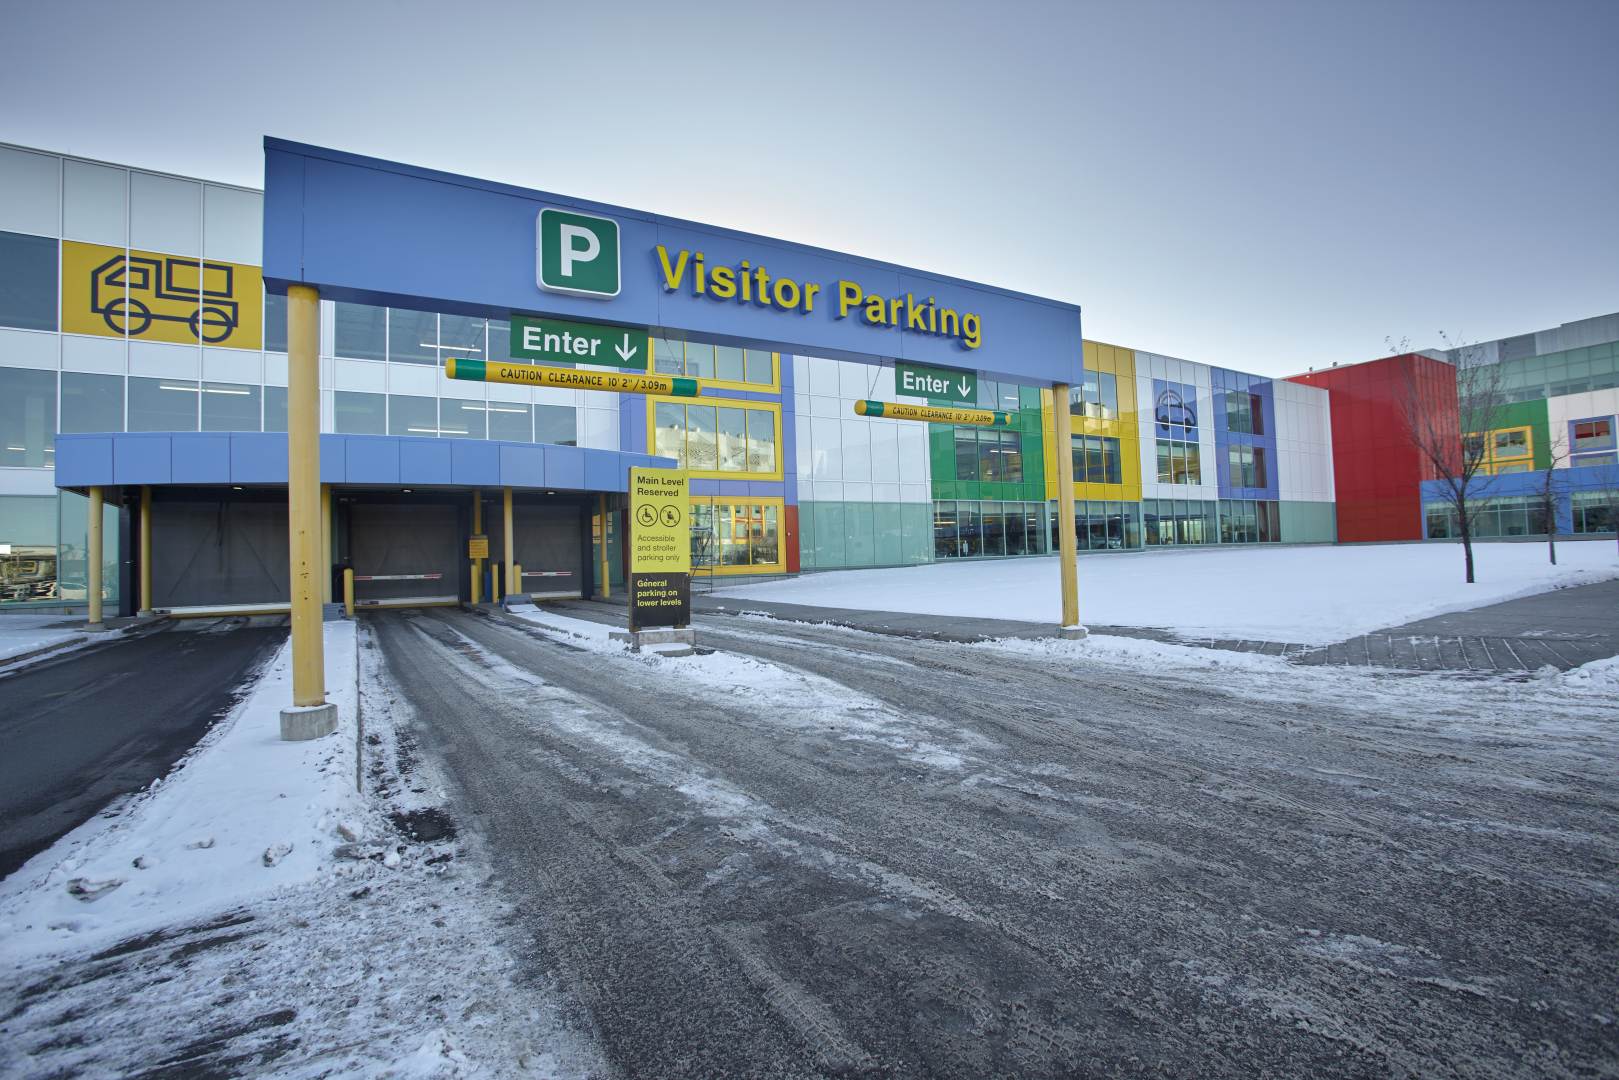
left=51, top=430, right=669, bottom=615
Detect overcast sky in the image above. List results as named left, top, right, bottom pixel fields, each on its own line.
left=3, top=0, right=1614, bottom=377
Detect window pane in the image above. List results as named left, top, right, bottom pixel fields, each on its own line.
left=61, top=372, right=123, bottom=434
left=957, top=428, right=979, bottom=482
left=744, top=348, right=774, bottom=385
left=264, top=385, right=288, bottom=432
left=1249, top=393, right=1265, bottom=435
left=1252, top=447, right=1268, bottom=487
left=684, top=342, right=715, bottom=380
left=653, top=401, right=684, bottom=464
left=128, top=377, right=198, bottom=432
left=653, top=336, right=683, bottom=375
left=980, top=502, right=1006, bottom=556
left=534, top=403, right=576, bottom=446
left=0, top=230, right=58, bottom=331
left=0, top=367, right=56, bottom=467
left=388, top=309, right=437, bottom=365
left=439, top=315, right=485, bottom=359
left=1185, top=443, right=1200, bottom=484
left=487, top=400, right=530, bottom=442
left=714, top=346, right=745, bottom=383
left=488, top=320, right=516, bottom=364
left=201, top=381, right=260, bottom=432
left=0, top=494, right=58, bottom=604
left=1157, top=441, right=1172, bottom=483
left=753, top=505, right=779, bottom=565
left=686, top=405, right=717, bottom=470
left=1098, top=373, right=1118, bottom=418
left=334, top=390, right=385, bottom=435
left=746, top=409, right=776, bottom=474
left=1001, top=432, right=1024, bottom=483
left=716, top=407, right=746, bottom=471
left=334, top=302, right=386, bottom=361
left=1006, top=504, right=1029, bottom=555
left=440, top=397, right=487, bottom=439
left=388, top=394, right=437, bottom=435
left=999, top=382, right=1020, bottom=412
left=956, top=503, right=981, bottom=556
left=979, top=430, right=1000, bottom=482
left=264, top=291, right=288, bottom=353
left=934, top=502, right=958, bottom=558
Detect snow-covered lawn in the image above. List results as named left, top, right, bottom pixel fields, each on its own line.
left=715, top=541, right=1619, bottom=643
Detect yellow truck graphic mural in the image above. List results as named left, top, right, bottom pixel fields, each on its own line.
left=62, top=240, right=262, bottom=349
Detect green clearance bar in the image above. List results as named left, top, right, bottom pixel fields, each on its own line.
left=447, top=357, right=698, bottom=398
left=854, top=399, right=1013, bottom=427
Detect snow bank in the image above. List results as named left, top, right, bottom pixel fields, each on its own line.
left=0, top=614, right=90, bottom=665
left=0, top=621, right=360, bottom=961
left=715, top=541, right=1618, bottom=643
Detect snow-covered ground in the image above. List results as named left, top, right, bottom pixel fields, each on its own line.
left=0, top=619, right=604, bottom=1078
left=0, top=621, right=362, bottom=959
left=715, top=541, right=1619, bottom=643
left=0, top=613, right=89, bottom=665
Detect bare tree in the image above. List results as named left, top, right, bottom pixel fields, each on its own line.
left=1534, top=425, right=1570, bottom=565
left=1391, top=335, right=1510, bottom=584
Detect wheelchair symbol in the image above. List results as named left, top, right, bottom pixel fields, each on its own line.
left=636, top=505, right=659, bottom=528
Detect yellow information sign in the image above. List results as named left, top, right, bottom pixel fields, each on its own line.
left=446, top=357, right=698, bottom=398
left=467, top=535, right=489, bottom=559
left=853, top=400, right=1013, bottom=427
left=628, top=468, right=690, bottom=574
left=61, top=240, right=263, bottom=349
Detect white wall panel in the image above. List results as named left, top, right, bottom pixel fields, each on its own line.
left=0, top=327, right=58, bottom=370
left=129, top=172, right=200, bottom=256
left=203, top=185, right=261, bottom=264
left=62, top=334, right=123, bottom=374
left=0, top=147, right=61, bottom=237
left=129, top=340, right=199, bottom=380
left=63, top=160, right=126, bottom=245
left=335, top=358, right=386, bottom=393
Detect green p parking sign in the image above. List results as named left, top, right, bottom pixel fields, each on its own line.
left=537, top=208, right=620, bottom=298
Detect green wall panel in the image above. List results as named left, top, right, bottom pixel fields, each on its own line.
left=799, top=501, right=938, bottom=569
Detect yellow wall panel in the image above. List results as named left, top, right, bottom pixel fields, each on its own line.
left=61, top=240, right=263, bottom=350
left=1046, top=340, right=1142, bottom=503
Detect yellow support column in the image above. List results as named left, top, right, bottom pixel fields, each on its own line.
left=598, top=493, right=610, bottom=599
left=320, top=484, right=333, bottom=605
left=281, top=284, right=337, bottom=739
left=1051, top=383, right=1084, bottom=635
left=503, top=487, right=515, bottom=598
left=343, top=567, right=355, bottom=618
left=471, top=488, right=483, bottom=605
left=138, top=485, right=153, bottom=615
left=86, top=486, right=104, bottom=628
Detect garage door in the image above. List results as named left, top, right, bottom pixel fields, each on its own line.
left=350, top=503, right=458, bottom=606
left=514, top=503, right=582, bottom=599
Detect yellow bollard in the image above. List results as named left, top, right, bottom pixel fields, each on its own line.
left=320, top=484, right=333, bottom=605
left=1051, top=381, right=1082, bottom=633
left=491, top=562, right=500, bottom=604
left=470, top=488, right=483, bottom=605
left=343, top=567, right=355, bottom=618
left=86, top=486, right=104, bottom=627
left=502, top=487, right=514, bottom=601
left=511, top=563, right=523, bottom=597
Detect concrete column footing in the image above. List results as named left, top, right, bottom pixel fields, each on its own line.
left=280, top=702, right=338, bottom=741
left=610, top=627, right=695, bottom=654
left=321, top=602, right=345, bottom=622
left=1058, top=625, right=1089, bottom=640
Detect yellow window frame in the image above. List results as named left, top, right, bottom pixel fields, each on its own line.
left=1470, top=425, right=1533, bottom=475
left=691, top=496, right=786, bottom=576
left=649, top=338, right=781, bottom=393
left=647, top=397, right=783, bottom=481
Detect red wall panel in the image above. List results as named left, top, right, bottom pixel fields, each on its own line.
left=1287, top=354, right=1458, bottom=542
